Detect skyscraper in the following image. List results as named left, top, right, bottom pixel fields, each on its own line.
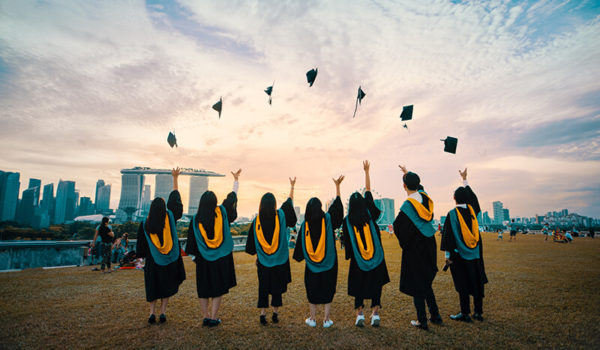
left=0, top=171, right=20, bottom=222
left=95, top=179, right=105, bottom=209
left=493, top=201, right=504, bottom=224
left=503, top=208, right=510, bottom=222
left=154, top=174, right=172, bottom=201
left=96, top=184, right=111, bottom=213
left=17, top=186, right=39, bottom=226
left=54, top=180, right=76, bottom=224
left=188, top=176, right=208, bottom=215
left=78, top=197, right=94, bottom=216
left=39, top=183, right=55, bottom=227
left=117, top=174, right=145, bottom=221
left=141, top=184, right=151, bottom=214
left=482, top=211, right=491, bottom=225
left=373, top=198, right=395, bottom=226
left=28, top=178, right=41, bottom=206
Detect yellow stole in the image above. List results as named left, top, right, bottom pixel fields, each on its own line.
left=305, top=218, right=326, bottom=263
left=352, top=223, right=374, bottom=260
left=456, top=205, right=479, bottom=248
left=255, top=212, right=280, bottom=255
left=198, top=207, right=224, bottom=249
left=407, top=193, right=434, bottom=221
left=149, top=214, right=173, bottom=255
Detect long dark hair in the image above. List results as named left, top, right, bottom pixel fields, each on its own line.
left=348, top=192, right=370, bottom=227
left=258, top=192, right=277, bottom=232
left=305, top=197, right=324, bottom=225
left=146, top=197, right=166, bottom=243
left=196, top=191, right=218, bottom=235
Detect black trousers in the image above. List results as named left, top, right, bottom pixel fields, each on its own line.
left=459, top=292, right=483, bottom=315
left=257, top=289, right=282, bottom=309
left=100, top=242, right=112, bottom=270
left=354, top=286, right=382, bottom=309
left=413, top=286, right=440, bottom=324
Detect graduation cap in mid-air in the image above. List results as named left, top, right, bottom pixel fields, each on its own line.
left=265, top=82, right=274, bottom=105
left=212, top=97, right=222, bottom=119
left=306, top=68, right=318, bottom=87
left=353, top=86, right=366, bottom=118
left=167, top=131, right=177, bottom=148
left=400, top=105, right=413, bottom=121
left=441, top=136, right=458, bottom=154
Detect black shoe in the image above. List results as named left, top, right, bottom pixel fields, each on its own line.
left=207, top=319, right=221, bottom=327
left=202, top=318, right=210, bottom=327
left=260, top=315, right=267, bottom=326
left=410, top=320, right=428, bottom=330
left=472, top=313, right=484, bottom=321
left=272, top=312, right=279, bottom=324
left=449, top=313, right=472, bottom=322
left=148, top=314, right=156, bottom=325
left=429, top=316, right=443, bottom=325
left=159, top=314, right=166, bottom=324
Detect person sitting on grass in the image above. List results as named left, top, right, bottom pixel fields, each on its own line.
left=112, top=233, right=129, bottom=266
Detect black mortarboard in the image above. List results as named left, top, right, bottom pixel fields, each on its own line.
left=212, top=97, right=222, bottom=119
left=167, top=131, right=177, bottom=148
left=265, top=82, right=274, bottom=105
left=353, top=86, right=366, bottom=118
left=441, top=136, right=458, bottom=154
left=306, top=68, right=318, bottom=87
left=400, top=105, right=413, bottom=121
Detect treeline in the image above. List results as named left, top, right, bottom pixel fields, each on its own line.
left=0, top=220, right=253, bottom=241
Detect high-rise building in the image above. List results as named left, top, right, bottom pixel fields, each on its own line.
left=482, top=211, right=491, bottom=225
left=0, top=171, right=20, bottom=222
left=40, top=183, right=54, bottom=224
left=141, top=184, right=152, bottom=214
left=373, top=198, right=395, bottom=225
left=188, top=176, right=208, bottom=214
left=78, top=197, right=94, bottom=216
left=54, top=180, right=76, bottom=224
left=154, top=174, right=172, bottom=201
left=28, top=178, right=41, bottom=206
left=117, top=174, right=145, bottom=221
left=17, top=186, right=39, bottom=226
left=96, top=184, right=111, bottom=213
left=492, top=201, right=504, bottom=224
left=95, top=179, right=105, bottom=208
left=503, top=208, right=510, bottom=222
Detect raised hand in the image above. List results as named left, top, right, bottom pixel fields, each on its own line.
left=172, top=167, right=181, bottom=190
left=332, top=175, right=345, bottom=186
left=289, top=177, right=296, bottom=187
left=459, top=168, right=467, bottom=180
left=231, top=169, right=242, bottom=181
left=289, top=177, right=296, bottom=200
left=398, top=165, right=408, bottom=174
left=171, top=167, right=182, bottom=177
left=363, top=160, right=370, bottom=172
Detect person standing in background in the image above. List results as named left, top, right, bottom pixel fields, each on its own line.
left=91, top=217, right=115, bottom=273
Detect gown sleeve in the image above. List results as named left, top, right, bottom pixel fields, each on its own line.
left=440, top=213, right=456, bottom=253
left=341, top=219, right=354, bottom=260
left=292, top=226, right=304, bottom=262
left=328, top=196, right=344, bottom=228
left=364, top=191, right=381, bottom=221
left=222, top=192, right=238, bottom=223
left=280, top=198, right=298, bottom=227
left=167, top=190, right=183, bottom=221
left=185, top=221, right=200, bottom=258
left=393, top=208, right=414, bottom=250
left=135, top=223, right=148, bottom=258
left=245, top=222, right=257, bottom=255
left=464, top=186, right=481, bottom=216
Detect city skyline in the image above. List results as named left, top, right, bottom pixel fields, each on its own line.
left=1, top=1, right=599, bottom=220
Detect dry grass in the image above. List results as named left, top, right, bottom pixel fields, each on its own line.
left=1, top=233, right=599, bottom=349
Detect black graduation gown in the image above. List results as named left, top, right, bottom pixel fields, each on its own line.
left=440, top=186, right=488, bottom=297
left=185, top=192, right=238, bottom=298
left=341, top=191, right=390, bottom=299
left=292, top=197, right=343, bottom=304
left=393, top=192, right=438, bottom=298
left=245, top=198, right=297, bottom=296
left=136, top=190, right=186, bottom=302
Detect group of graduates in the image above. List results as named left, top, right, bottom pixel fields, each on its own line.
left=135, top=163, right=487, bottom=330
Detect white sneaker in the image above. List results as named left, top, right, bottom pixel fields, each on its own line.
left=323, top=319, right=334, bottom=328
left=305, top=318, right=316, bottom=327
left=355, top=314, right=365, bottom=327
left=371, top=314, right=380, bottom=327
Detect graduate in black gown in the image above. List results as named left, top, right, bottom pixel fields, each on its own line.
left=185, top=169, right=241, bottom=327
left=441, top=168, right=488, bottom=322
left=245, top=177, right=298, bottom=325
left=293, top=175, right=344, bottom=328
left=393, top=165, right=442, bottom=330
left=341, top=161, right=390, bottom=327
left=136, top=167, right=186, bottom=324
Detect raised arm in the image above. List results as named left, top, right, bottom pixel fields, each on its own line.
left=172, top=167, right=181, bottom=191
left=363, top=160, right=371, bottom=192
left=333, top=175, right=344, bottom=198
left=231, top=169, right=241, bottom=194
left=289, top=177, right=296, bottom=201
left=459, top=167, right=481, bottom=215
left=398, top=164, right=408, bottom=175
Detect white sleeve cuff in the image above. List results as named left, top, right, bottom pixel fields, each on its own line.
left=233, top=180, right=239, bottom=194
left=445, top=251, right=450, bottom=259
left=463, top=180, right=469, bottom=187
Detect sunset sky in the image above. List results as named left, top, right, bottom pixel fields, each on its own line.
left=1, top=0, right=599, bottom=219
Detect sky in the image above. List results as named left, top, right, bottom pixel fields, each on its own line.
left=0, top=0, right=599, bottom=219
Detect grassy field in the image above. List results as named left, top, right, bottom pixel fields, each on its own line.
left=1, top=233, right=599, bottom=349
